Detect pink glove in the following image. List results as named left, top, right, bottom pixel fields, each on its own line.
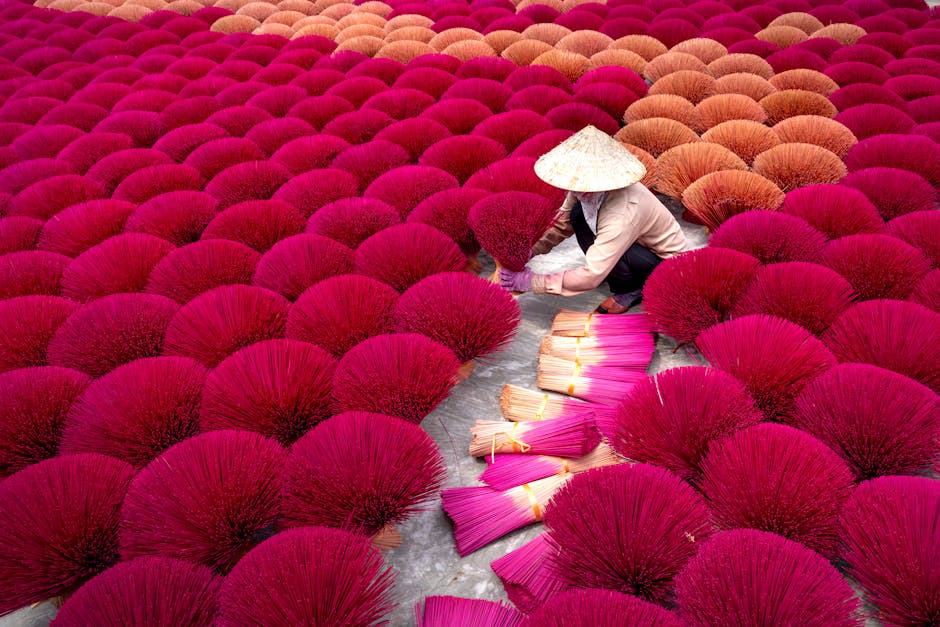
left=498, top=268, right=534, bottom=293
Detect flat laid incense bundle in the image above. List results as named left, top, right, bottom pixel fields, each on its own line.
left=499, top=384, right=606, bottom=422
left=539, top=335, right=654, bottom=369
left=537, top=355, right=645, bottom=404
left=415, top=596, right=523, bottom=627
left=490, top=534, right=569, bottom=614
left=550, top=309, right=653, bottom=337
left=441, top=474, right=570, bottom=557
left=480, top=443, right=624, bottom=491
left=469, top=414, right=600, bottom=460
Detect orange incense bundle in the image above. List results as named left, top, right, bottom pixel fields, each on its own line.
left=469, top=414, right=600, bottom=460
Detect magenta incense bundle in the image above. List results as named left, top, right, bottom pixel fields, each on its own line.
left=523, top=588, right=684, bottom=627
left=550, top=309, right=653, bottom=337
left=481, top=443, right=623, bottom=491
left=53, top=557, right=221, bottom=627
left=442, top=474, right=569, bottom=557
left=491, top=534, right=568, bottom=614
left=416, top=596, right=522, bottom=627
left=537, top=355, right=645, bottom=405
left=539, top=334, right=654, bottom=370
left=469, top=414, right=600, bottom=460
left=498, top=384, right=609, bottom=423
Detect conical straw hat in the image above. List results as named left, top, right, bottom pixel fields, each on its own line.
left=534, top=125, right=647, bottom=192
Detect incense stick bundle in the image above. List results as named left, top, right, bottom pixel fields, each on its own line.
left=490, top=534, right=568, bottom=613
left=539, top=335, right=654, bottom=370
left=469, top=414, right=600, bottom=460
left=441, top=474, right=569, bottom=556
left=499, top=384, right=605, bottom=422
left=550, top=309, right=652, bottom=337
left=537, top=355, right=644, bottom=404
left=415, top=596, right=523, bottom=627
left=480, top=443, right=624, bottom=491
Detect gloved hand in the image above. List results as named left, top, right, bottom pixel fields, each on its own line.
left=498, top=267, right=534, bottom=293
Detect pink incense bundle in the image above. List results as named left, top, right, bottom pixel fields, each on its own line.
left=498, top=384, right=608, bottom=423
left=537, top=355, right=645, bottom=405
left=217, top=527, right=395, bottom=627
left=52, top=557, right=221, bottom=627
left=0, top=367, right=90, bottom=478
left=675, top=529, right=862, bottom=627
left=642, top=247, right=761, bottom=345
left=481, top=443, right=623, bottom=491
left=281, top=412, right=445, bottom=543
left=416, top=596, right=523, bottom=627
left=332, top=333, right=460, bottom=424
left=199, top=339, right=336, bottom=446
left=469, top=414, right=601, bottom=460
left=467, top=191, right=559, bottom=272
left=549, top=308, right=653, bottom=337
left=0, top=453, right=136, bottom=615
left=610, top=366, right=762, bottom=483
left=839, top=475, right=939, bottom=627
left=522, top=588, right=684, bottom=627
left=491, top=534, right=568, bottom=613
left=441, top=474, right=570, bottom=557
left=697, top=314, right=837, bottom=421
left=699, top=423, right=855, bottom=558
left=544, top=463, right=714, bottom=603
left=119, top=430, right=285, bottom=573
left=539, top=334, right=654, bottom=370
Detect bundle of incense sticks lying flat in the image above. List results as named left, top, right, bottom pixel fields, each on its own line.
left=539, top=335, right=655, bottom=370
left=480, top=443, right=624, bottom=491
left=491, top=534, right=569, bottom=614
left=499, top=384, right=612, bottom=423
left=550, top=309, right=653, bottom=337
left=415, top=596, right=523, bottom=627
left=537, top=355, right=645, bottom=404
left=441, top=474, right=570, bottom=557
left=468, top=414, right=600, bottom=461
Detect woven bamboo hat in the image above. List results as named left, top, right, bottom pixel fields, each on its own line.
left=534, top=125, right=647, bottom=192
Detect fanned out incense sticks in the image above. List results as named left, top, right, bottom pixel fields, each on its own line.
left=537, top=354, right=645, bottom=405
left=491, top=534, right=569, bottom=614
left=498, top=384, right=609, bottom=423
left=469, top=414, right=600, bottom=460
left=481, top=443, right=623, bottom=491
left=441, top=474, right=570, bottom=557
left=550, top=309, right=653, bottom=337
left=539, top=334, right=654, bottom=370
left=415, top=596, right=523, bottom=627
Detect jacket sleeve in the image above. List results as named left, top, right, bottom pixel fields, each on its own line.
left=530, top=192, right=576, bottom=256
left=532, top=198, right=639, bottom=297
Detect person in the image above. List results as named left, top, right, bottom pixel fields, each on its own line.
left=498, top=125, right=688, bottom=314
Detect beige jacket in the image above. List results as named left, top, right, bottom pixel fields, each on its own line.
left=530, top=184, right=688, bottom=296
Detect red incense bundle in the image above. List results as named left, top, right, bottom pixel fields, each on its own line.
left=498, top=384, right=607, bottom=423
left=469, top=414, right=600, bottom=460
left=550, top=309, right=653, bottom=337
left=539, top=334, right=654, bottom=370
left=415, top=596, right=523, bottom=627
left=491, top=534, right=569, bottom=613
left=537, top=355, right=644, bottom=405
left=481, top=443, right=623, bottom=491
left=441, top=474, right=570, bottom=557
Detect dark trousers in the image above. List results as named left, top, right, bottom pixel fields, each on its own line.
left=570, top=201, right=662, bottom=295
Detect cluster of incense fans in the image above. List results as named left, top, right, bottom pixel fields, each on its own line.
left=0, top=0, right=938, bottom=623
